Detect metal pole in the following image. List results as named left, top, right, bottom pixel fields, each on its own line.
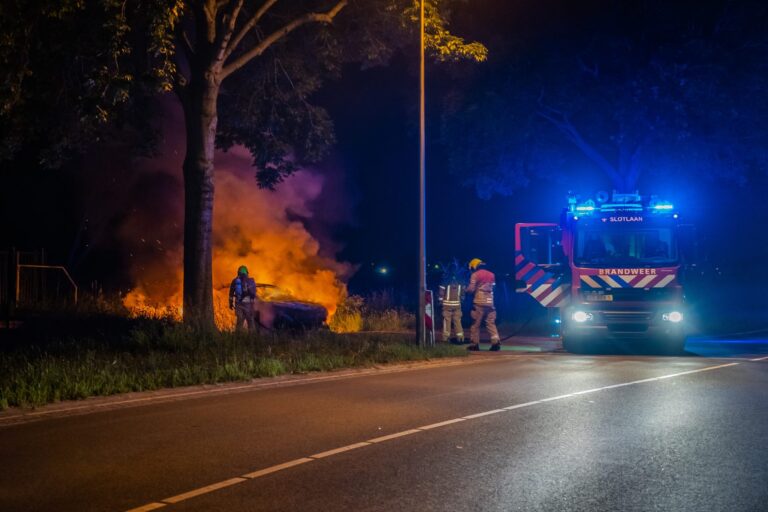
left=417, top=0, right=427, bottom=347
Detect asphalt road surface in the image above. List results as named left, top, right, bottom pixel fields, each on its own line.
left=1, top=341, right=767, bottom=512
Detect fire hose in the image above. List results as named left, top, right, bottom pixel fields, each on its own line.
left=498, top=313, right=537, bottom=342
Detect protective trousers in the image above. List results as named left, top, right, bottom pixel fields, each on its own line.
left=470, top=305, right=499, bottom=344
left=235, top=302, right=257, bottom=332
left=442, top=305, right=464, bottom=341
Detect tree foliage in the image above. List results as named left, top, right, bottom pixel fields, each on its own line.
left=0, top=0, right=146, bottom=166
left=441, top=0, right=768, bottom=197
left=1, top=0, right=486, bottom=180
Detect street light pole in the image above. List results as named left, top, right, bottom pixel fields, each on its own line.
left=417, top=0, right=427, bottom=347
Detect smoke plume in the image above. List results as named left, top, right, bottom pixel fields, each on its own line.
left=121, top=102, right=352, bottom=326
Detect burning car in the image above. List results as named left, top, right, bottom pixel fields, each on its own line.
left=255, top=284, right=328, bottom=330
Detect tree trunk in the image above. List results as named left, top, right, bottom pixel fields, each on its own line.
left=181, top=73, right=219, bottom=331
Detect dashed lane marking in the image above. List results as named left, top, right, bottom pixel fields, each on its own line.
left=162, top=477, right=247, bottom=504
left=750, top=355, right=768, bottom=361
left=310, top=442, right=371, bottom=459
left=462, top=409, right=506, bottom=419
left=126, top=360, right=744, bottom=511
left=367, top=429, right=422, bottom=443
left=126, top=503, right=166, bottom=512
left=241, top=458, right=313, bottom=479
left=417, top=418, right=466, bottom=430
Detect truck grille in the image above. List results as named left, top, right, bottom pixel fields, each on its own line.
left=601, top=311, right=653, bottom=323
left=581, top=288, right=678, bottom=302
left=599, top=310, right=654, bottom=334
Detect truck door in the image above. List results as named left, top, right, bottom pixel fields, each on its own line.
left=514, top=223, right=570, bottom=307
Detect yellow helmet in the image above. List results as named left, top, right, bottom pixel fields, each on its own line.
left=468, top=258, right=484, bottom=270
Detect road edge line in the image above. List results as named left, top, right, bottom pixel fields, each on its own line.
left=124, top=360, right=742, bottom=511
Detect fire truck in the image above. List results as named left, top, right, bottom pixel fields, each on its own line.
left=514, top=192, right=690, bottom=353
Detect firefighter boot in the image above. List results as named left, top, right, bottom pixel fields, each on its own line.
left=467, top=343, right=480, bottom=351
left=489, top=343, right=501, bottom=352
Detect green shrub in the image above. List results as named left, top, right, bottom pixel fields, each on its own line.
left=0, top=315, right=465, bottom=409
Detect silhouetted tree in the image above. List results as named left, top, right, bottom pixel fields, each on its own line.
left=442, top=0, right=768, bottom=198
left=1, top=0, right=487, bottom=329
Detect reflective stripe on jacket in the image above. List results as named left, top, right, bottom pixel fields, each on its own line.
left=439, top=284, right=463, bottom=307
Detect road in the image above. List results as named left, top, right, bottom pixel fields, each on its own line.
left=1, top=341, right=767, bottom=512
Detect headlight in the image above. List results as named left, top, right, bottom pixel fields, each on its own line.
left=572, top=311, right=593, bottom=323
left=663, top=311, right=683, bottom=323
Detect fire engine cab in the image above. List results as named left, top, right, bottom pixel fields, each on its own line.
left=515, top=191, right=690, bottom=353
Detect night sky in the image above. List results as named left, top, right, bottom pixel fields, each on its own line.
left=2, top=0, right=767, bottom=309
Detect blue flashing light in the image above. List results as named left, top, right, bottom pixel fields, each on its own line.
left=673, top=213, right=679, bottom=219
left=653, top=203, right=674, bottom=210
left=575, top=205, right=595, bottom=212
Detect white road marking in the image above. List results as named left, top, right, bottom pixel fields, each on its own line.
left=126, top=503, right=166, bottom=512
left=504, top=400, right=541, bottom=409
left=241, top=458, right=313, bottom=479
left=538, top=394, right=575, bottom=402
left=367, top=429, right=422, bottom=443
left=417, top=418, right=466, bottom=430
left=126, top=360, right=746, bottom=511
left=310, top=442, right=371, bottom=459
left=162, top=477, right=247, bottom=504
left=750, top=355, right=768, bottom=361
left=462, top=409, right=507, bottom=419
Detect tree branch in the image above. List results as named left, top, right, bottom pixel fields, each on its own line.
left=204, top=0, right=218, bottom=43
left=182, top=30, right=195, bottom=58
left=537, top=104, right=623, bottom=187
left=224, top=0, right=279, bottom=62
left=214, top=0, right=245, bottom=65
left=624, top=133, right=652, bottom=190
left=221, top=0, right=348, bottom=80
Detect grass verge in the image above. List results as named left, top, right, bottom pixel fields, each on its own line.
left=0, top=317, right=464, bottom=410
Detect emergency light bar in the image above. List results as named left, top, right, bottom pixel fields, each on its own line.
left=569, top=194, right=676, bottom=216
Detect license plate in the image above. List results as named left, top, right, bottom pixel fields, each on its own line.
left=585, top=293, right=613, bottom=302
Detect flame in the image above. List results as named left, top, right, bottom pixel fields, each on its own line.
left=120, top=127, right=351, bottom=329
left=210, top=151, right=350, bottom=324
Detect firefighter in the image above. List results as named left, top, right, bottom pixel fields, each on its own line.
left=439, top=264, right=465, bottom=344
left=229, top=265, right=258, bottom=331
left=466, top=258, right=500, bottom=351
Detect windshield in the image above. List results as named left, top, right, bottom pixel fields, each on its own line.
left=575, top=227, right=677, bottom=266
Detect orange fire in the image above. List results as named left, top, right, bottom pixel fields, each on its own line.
left=122, top=143, right=351, bottom=329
